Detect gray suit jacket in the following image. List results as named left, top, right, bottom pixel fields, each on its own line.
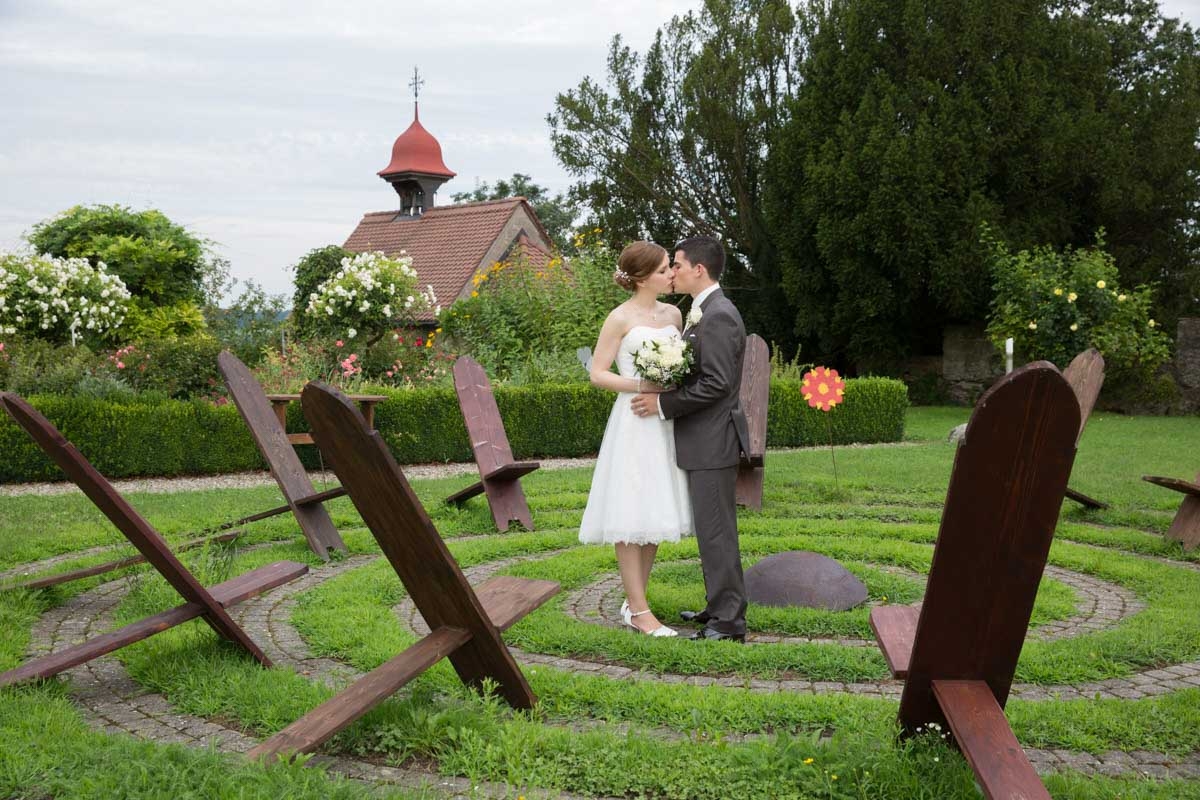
left=659, top=289, right=751, bottom=470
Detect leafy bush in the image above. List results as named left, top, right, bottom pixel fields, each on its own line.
left=26, top=204, right=218, bottom=306
left=0, top=377, right=908, bottom=482
left=289, top=245, right=352, bottom=338
left=0, top=338, right=112, bottom=395
left=303, top=251, right=436, bottom=345
left=439, top=234, right=629, bottom=378
left=203, top=280, right=289, bottom=367
left=986, top=231, right=1171, bottom=382
left=0, top=252, right=130, bottom=344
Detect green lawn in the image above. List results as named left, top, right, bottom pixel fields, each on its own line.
left=1, top=407, right=1199, bottom=799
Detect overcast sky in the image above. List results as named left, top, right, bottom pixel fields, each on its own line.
left=2, top=0, right=1198, bottom=300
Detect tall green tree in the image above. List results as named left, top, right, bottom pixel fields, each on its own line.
left=451, top=174, right=579, bottom=252
left=549, top=0, right=802, bottom=350
left=767, top=0, right=1200, bottom=371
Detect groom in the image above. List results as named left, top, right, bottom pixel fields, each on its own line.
left=631, top=236, right=750, bottom=642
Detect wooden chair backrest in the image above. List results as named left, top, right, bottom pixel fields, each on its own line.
left=453, top=356, right=515, bottom=476
left=899, top=363, right=1079, bottom=724
left=219, top=351, right=313, bottom=494
left=0, top=392, right=217, bottom=610
left=1061, top=348, right=1105, bottom=446
left=739, top=334, right=770, bottom=459
left=300, top=381, right=533, bottom=706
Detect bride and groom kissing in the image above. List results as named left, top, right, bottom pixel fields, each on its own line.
left=579, top=235, right=751, bottom=642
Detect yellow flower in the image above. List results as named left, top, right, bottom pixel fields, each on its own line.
left=1028, top=321, right=1038, bottom=330
left=436, top=327, right=443, bottom=333
left=1067, top=292, right=1078, bottom=302
left=1096, top=280, right=1106, bottom=289
left=1053, top=288, right=1063, bottom=296
left=1149, top=319, right=1157, bottom=328
left=803, top=758, right=814, bottom=765
left=471, top=291, right=479, bottom=298
left=831, top=774, right=838, bottom=781
left=1118, top=294, right=1126, bottom=302
left=1069, top=323, right=1078, bottom=331
left=425, top=340, right=432, bottom=348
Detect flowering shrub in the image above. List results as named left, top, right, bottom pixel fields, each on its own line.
left=303, top=251, right=437, bottom=344
left=0, top=252, right=130, bottom=344
left=439, top=232, right=628, bottom=379
left=985, top=231, right=1171, bottom=381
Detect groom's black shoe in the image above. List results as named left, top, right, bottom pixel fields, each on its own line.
left=686, top=626, right=745, bottom=643
left=679, top=609, right=711, bottom=624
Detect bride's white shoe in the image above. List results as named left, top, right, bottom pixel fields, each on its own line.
left=627, top=607, right=678, bottom=637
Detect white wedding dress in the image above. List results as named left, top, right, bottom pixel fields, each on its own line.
left=579, top=325, right=694, bottom=545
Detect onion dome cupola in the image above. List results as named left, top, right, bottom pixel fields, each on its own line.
left=378, top=68, right=456, bottom=216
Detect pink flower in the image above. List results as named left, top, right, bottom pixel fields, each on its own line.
left=415, top=338, right=424, bottom=347
left=335, top=340, right=344, bottom=347
left=348, top=353, right=358, bottom=362
left=116, top=361, right=125, bottom=369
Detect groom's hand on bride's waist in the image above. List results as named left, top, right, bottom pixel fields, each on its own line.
left=631, top=392, right=662, bottom=418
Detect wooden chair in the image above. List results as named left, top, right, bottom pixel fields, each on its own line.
left=445, top=356, right=540, bottom=531
left=245, top=381, right=560, bottom=762
left=0, top=392, right=308, bottom=687
left=218, top=351, right=348, bottom=560
left=868, top=363, right=1079, bottom=800
left=1060, top=348, right=1107, bottom=510
left=736, top=334, right=769, bottom=510
left=1141, top=470, right=1200, bottom=551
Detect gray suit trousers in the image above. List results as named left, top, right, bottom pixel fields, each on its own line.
left=689, top=465, right=747, bottom=635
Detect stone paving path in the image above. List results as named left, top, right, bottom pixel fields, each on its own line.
left=21, top=545, right=1200, bottom=793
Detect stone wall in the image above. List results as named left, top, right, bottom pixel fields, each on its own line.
left=942, top=325, right=1003, bottom=405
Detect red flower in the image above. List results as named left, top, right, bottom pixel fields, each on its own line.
left=801, top=367, right=845, bottom=411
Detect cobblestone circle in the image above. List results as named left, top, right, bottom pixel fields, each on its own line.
left=24, top=543, right=1200, bottom=791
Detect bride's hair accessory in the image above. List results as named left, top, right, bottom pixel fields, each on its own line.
left=614, top=268, right=631, bottom=282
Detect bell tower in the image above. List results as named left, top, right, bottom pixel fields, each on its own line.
left=377, top=67, right=456, bottom=216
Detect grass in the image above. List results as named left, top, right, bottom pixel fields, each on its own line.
left=1, top=406, right=1199, bottom=798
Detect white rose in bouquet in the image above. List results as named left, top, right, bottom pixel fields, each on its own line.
left=632, top=333, right=694, bottom=388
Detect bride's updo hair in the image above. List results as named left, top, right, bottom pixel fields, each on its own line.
left=613, top=241, right=667, bottom=291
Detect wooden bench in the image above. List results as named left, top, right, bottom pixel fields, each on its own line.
left=0, top=392, right=307, bottom=687
left=218, top=351, right=349, bottom=560
left=869, top=362, right=1080, bottom=800
left=1141, top=472, right=1200, bottom=551
left=245, top=381, right=560, bottom=762
left=1060, top=348, right=1107, bottom=510
left=736, top=334, right=769, bottom=509
left=445, top=356, right=540, bottom=531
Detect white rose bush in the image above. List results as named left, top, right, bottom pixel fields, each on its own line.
left=0, top=252, right=130, bottom=344
left=304, top=251, right=437, bottom=345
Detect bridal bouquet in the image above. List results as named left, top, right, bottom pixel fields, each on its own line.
left=633, top=334, right=694, bottom=388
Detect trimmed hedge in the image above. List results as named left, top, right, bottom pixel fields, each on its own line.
left=0, top=378, right=907, bottom=483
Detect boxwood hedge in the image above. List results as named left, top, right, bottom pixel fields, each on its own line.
left=0, top=378, right=906, bottom=483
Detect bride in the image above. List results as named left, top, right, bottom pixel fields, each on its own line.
left=578, top=241, right=692, bottom=637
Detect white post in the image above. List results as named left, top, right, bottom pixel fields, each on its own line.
left=1005, top=337, right=1014, bottom=374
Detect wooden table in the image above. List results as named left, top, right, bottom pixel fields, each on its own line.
left=266, top=393, right=389, bottom=445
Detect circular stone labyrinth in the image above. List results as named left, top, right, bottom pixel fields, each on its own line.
left=21, top=540, right=1200, bottom=792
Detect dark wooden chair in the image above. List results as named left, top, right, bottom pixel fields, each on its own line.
left=218, top=351, right=348, bottom=560
left=736, top=334, right=769, bottom=510
left=245, top=381, right=559, bottom=762
left=445, top=356, right=540, bottom=531
left=1060, top=348, right=1107, bottom=510
left=1141, top=470, right=1200, bottom=551
left=0, top=392, right=308, bottom=688
left=868, top=363, right=1079, bottom=800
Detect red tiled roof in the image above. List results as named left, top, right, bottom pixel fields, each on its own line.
left=342, top=197, right=551, bottom=321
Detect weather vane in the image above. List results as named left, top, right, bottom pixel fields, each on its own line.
left=409, top=66, right=424, bottom=102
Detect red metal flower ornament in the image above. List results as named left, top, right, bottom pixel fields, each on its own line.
left=802, top=367, right=845, bottom=412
